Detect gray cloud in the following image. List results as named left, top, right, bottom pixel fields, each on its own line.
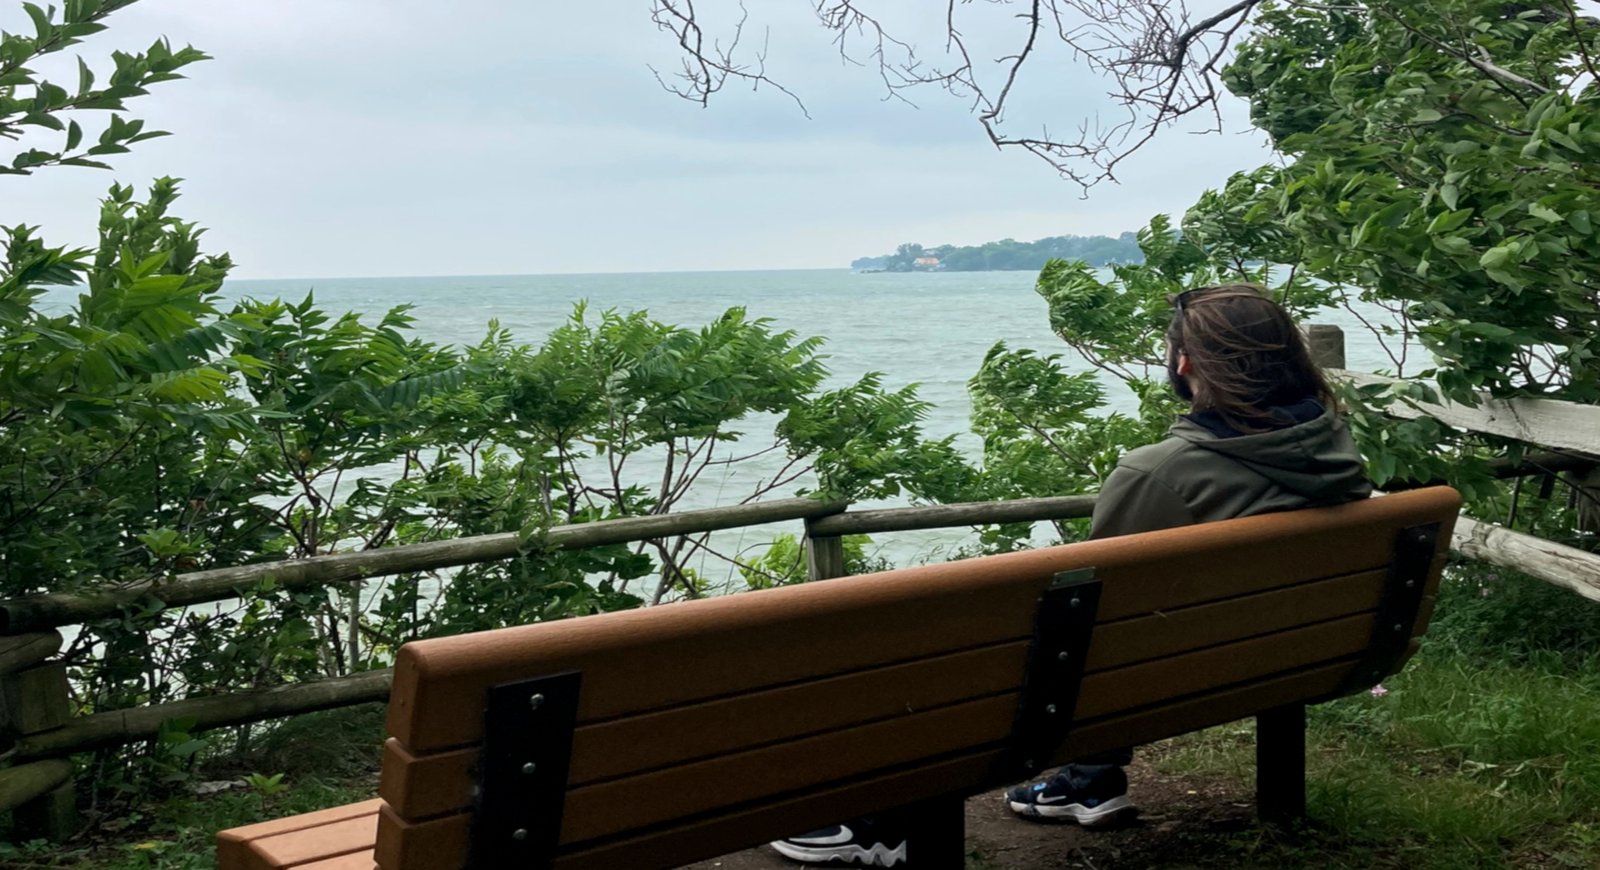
left=1, top=1, right=1269, bottom=277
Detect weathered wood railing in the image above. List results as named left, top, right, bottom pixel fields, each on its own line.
left=1308, top=324, right=1600, bottom=603
left=0, top=630, right=74, bottom=839
left=0, top=498, right=848, bottom=636
left=1, top=324, right=1597, bottom=841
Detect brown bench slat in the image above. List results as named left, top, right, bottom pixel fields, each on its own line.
left=295, top=854, right=375, bottom=870
left=1089, top=493, right=1454, bottom=620
left=560, top=693, right=1019, bottom=842
left=570, top=642, right=1024, bottom=786
left=560, top=657, right=1357, bottom=870
left=388, top=489, right=1457, bottom=755
left=375, top=748, right=1002, bottom=870
left=375, top=803, right=469, bottom=870
left=388, top=571, right=1047, bottom=753
left=376, top=695, right=1018, bottom=869
left=241, top=816, right=374, bottom=869
left=1076, top=611, right=1376, bottom=719
left=1064, top=657, right=1354, bottom=762
left=1086, top=568, right=1385, bottom=671
left=378, top=740, right=475, bottom=823
left=555, top=751, right=999, bottom=870
left=216, top=800, right=380, bottom=870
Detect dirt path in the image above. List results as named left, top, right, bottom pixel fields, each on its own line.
left=686, top=759, right=1259, bottom=870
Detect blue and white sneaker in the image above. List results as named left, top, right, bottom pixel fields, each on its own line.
left=1005, top=763, right=1135, bottom=827
left=771, top=819, right=907, bottom=866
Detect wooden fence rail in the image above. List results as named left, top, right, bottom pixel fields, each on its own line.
left=1334, top=369, right=1600, bottom=455
left=806, top=495, right=1096, bottom=536
left=1306, top=323, right=1600, bottom=456
left=0, top=497, right=847, bottom=636
left=1451, top=514, right=1600, bottom=603
left=12, top=671, right=394, bottom=763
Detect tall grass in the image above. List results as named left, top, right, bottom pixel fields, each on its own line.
left=1159, top=563, right=1600, bottom=868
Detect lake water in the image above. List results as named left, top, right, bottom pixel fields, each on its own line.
left=217, top=269, right=1396, bottom=583
left=230, top=269, right=1083, bottom=447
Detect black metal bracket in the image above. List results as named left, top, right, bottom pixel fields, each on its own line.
left=1329, top=522, right=1440, bottom=698
left=1001, top=568, right=1101, bottom=781
left=469, top=670, right=582, bottom=870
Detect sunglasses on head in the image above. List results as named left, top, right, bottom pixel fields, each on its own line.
left=1172, top=287, right=1212, bottom=315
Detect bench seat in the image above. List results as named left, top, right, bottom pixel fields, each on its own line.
left=215, top=800, right=381, bottom=869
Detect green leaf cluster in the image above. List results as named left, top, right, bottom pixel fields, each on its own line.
left=998, top=0, right=1598, bottom=520
left=1221, top=0, right=1600, bottom=405
left=1, top=0, right=207, bottom=175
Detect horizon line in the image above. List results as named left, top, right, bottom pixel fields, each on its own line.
left=227, top=266, right=855, bottom=283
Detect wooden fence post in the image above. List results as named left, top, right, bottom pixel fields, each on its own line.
left=0, top=630, right=77, bottom=842
left=1307, top=323, right=1346, bottom=370
left=13, top=778, right=76, bottom=842
left=802, top=518, right=848, bottom=582
left=0, top=759, right=71, bottom=815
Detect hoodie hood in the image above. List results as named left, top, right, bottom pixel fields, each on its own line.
left=1168, top=403, right=1372, bottom=503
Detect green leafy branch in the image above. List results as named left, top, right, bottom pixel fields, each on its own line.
left=1, top=0, right=208, bottom=175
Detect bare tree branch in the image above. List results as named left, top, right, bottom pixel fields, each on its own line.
left=1561, top=0, right=1600, bottom=90
left=650, top=0, right=1274, bottom=190
left=649, top=1, right=1590, bottom=187
left=649, top=0, right=812, bottom=118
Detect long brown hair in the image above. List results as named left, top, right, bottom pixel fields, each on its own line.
left=1166, top=284, right=1334, bottom=433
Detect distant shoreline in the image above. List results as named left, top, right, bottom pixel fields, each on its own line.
left=851, top=232, right=1141, bottom=273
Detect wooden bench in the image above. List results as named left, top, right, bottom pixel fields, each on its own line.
left=217, top=487, right=1460, bottom=869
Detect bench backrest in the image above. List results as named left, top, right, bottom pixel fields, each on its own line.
left=375, top=487, right=1460, bottom=870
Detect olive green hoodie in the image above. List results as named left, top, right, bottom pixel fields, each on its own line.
left=1089, top=403, right=1373, bottom=540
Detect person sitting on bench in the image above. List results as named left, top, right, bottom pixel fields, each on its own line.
left=772, top=284, right=1374, bottom=867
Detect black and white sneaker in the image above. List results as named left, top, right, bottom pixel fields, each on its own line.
left=1005, top=763, right=1136, bottom=827
left=770, top=819, right=907, bottom=867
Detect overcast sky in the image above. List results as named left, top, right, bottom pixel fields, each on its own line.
left=2, top=2, right=1271, bottom=278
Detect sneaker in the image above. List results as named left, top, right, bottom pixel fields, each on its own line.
left=1005, top=763, right=1136, bottom=827
left=770, top=819, right=907, bottom=867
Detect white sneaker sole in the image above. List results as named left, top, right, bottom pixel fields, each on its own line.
left=1006, top=794, right=1135, bottom=827
left=771, top=839, right=907, bottom=866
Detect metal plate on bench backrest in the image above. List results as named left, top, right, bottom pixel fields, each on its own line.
left=470, top=670, right=581, bottom=869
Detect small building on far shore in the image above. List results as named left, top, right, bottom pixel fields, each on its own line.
left=913, top=256, right=942, bottom=270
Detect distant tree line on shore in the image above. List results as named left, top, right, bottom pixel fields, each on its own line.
left=850, top=233, right=1143, bottom=272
